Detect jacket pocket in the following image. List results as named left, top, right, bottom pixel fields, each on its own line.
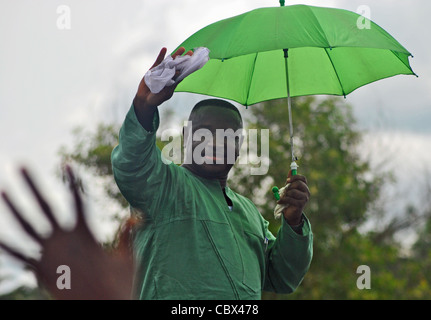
left=201, top=220, right=243, bottom=299
left=241, top=230, right=266, bottom=293
left=241, top=213, right=267, bottom=293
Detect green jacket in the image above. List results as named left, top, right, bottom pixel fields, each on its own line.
left=111, top=104, right=313, bottom=300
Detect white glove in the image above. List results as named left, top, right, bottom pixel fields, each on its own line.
left=144, top=47, right=210, bottom=94
left=274, top=184, right=290, bottom=219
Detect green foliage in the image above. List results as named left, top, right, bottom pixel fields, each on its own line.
left=279, top=229, right=431, bottom=299
left=229, top=97, right=431, bottom=299
left=57, top=110, right=180, bottom=212
left=231, top=97, right=386, bottom=240
left=0, top=285, right=50, bottom=300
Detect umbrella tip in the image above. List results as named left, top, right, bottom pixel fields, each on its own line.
left=279, top=0, right=285, bottom=6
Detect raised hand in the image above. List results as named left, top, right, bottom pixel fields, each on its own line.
left=135, top=46, right=194, bottom=109
left=133, top=47, right=193, bottom=131
left=0, top=166, right=134, bottom=300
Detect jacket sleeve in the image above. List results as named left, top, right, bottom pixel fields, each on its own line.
left=111, top=104, right=173, bottom=216
left=263, top=214, right=313, bottom=294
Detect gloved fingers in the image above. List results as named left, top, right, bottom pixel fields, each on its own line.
left=145, top=47, right=209, bottom=94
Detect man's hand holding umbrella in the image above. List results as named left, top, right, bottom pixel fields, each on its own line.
left=278, top=170, right=310, bottom=228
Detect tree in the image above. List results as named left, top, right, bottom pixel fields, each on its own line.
left=57, top=108, right=180, bottom=218
left=227, top=96, right=394, bottom=299
left=230, top=96, right=386, bottom=240
left=58, top=124, right=127, bottom=212
left=57, top=109, right=179, bottom=244
left=233, top=97, right=431, bottom=299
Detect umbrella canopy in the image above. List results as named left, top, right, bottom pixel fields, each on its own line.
left=174, top=5, right=416, bottom=106
left=174, top=4, right=416, bottom=174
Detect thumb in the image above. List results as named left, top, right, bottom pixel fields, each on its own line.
left=286, top=169, right=292, bottom=185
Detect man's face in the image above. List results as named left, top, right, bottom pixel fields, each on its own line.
left=183, top=105, right=243, bottom=179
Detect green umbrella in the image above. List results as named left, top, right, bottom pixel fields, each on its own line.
left=174, top=3, right=416, bottom=174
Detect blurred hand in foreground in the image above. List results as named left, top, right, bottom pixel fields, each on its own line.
left=0, top=166, right=135, bottom=300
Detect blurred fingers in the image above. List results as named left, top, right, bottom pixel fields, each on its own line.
left=21, top=168, right=60, bottom=230
left=0, top=242, right=38, bottom=268
left=1, top=191, right=43, bottom=244
left=65, top=165, right=89, bottom=231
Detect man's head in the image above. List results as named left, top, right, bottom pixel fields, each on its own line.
left=183, top=99, right=244, bottom=180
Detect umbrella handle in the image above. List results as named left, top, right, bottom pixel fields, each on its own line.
left=272, top=161, right=299, bottom=200
left=290, top=161, right=298, bottom=176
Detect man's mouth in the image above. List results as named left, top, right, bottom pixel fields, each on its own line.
left=203, top=155, right=225, bottom=163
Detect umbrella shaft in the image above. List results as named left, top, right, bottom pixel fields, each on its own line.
left=288, top=97, right=295, bottom=162
left=284, top=49, right=295, bottom=162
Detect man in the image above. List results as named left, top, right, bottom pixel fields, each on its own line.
left=111, top=47, right=313, bottom=300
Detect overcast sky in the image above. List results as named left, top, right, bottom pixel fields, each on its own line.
left=0, top=0, right=430, bottom=294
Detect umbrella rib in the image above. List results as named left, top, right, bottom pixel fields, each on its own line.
left=390, top=50, right=418, bottom=77
left=306, top=5, right=332, bottom=48
left=244, top=52, right=259, bottom=106
left=324, top=48, right=346, bottom=97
